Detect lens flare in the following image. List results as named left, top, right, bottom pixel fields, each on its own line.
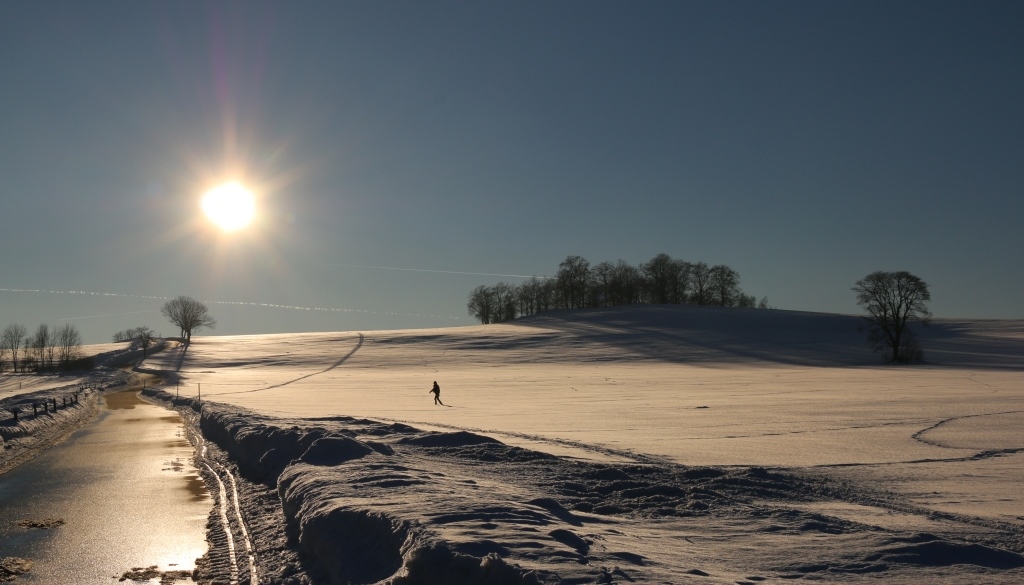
left=201, top=182, right=256, bottom=232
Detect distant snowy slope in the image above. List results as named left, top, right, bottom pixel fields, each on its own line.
left=919, top=318, right=1024, bottom=369
left=509, top=305, right=875, bottom=366
left=142, top=306, right=1023, bottom=376
left=508, top=305, right=1024, bottom=368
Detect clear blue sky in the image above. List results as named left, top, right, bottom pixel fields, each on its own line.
left=1, top=1, right=1021, bottom=343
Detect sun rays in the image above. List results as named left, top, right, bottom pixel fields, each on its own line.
left=201, top=182, right=256, bottom=232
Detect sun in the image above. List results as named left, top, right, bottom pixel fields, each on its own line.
left=201, top=182, right=256, bottom=232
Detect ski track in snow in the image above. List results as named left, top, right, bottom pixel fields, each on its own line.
left=216, top=333, right=364, bottom=396
left=911, top=409, right=1024, bottom=448
left=812, top=449, right=1024, bottom=469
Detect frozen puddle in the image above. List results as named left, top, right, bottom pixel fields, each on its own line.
left=0, top=391, right=210, bottom=583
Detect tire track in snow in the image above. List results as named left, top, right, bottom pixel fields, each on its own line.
left=154, top=371, right=258, bottom=584
left=217, top=333, right=364, bottom=395
left=176, top=409, right=241, bottom=585
left=203, top=461, right=240, bottom=585
left=197, top=438, right=260, bottom=585
left=217, top=460, right=260, bottom=585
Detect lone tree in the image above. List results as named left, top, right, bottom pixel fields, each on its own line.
left=853, top=271, right=931, bottom=363
left=1, top=323, right=28, bottom=372
left=54, top=323, right=83, bottom=369
left=161, top=296, right=216, bottom=344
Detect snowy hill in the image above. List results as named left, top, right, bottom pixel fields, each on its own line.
left=507, top=305, right=1024, bottom=368
left=133, top=305, right=1024, bottom=584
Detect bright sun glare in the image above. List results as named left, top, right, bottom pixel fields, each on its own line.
left=201, top=182, right=256, bottom=232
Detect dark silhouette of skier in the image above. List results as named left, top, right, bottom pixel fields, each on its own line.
left=429, top=381, right=444, bottom=405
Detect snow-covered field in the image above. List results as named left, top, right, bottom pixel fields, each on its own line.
left=137, top=305, right=1024, bottom=583
left=0, top=341, right=158, bottom=400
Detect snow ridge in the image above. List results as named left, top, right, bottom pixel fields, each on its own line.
left=161, top=392, right=540, bottom=584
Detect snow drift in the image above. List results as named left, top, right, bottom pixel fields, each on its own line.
left=167, top=392, right=543, bottom=583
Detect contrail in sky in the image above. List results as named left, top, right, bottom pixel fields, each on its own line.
left=57, top=310, right=157, bottom=321
left=1, top=262, right=544, bottom=321
left=0, top=288, right=464, bottom=321
left=0, top=288, right=171, bottom=301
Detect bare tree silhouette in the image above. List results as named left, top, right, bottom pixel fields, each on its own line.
left=161, top=296, right=216, bottom=344
left=854, top=271, right=931, bottom=363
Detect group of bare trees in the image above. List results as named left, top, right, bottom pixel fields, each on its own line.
left=467, top=261, right=934, bottom=366
left=0, top=322, right=83, bottom=372
left=467, top=254, right=769, bottom=324
left=109, top=296, right=215, bottom=352
left=110, top=296, right=215, bottom=349
left=0, top=294, right=217, bottom=374
left=112, top=325, right=157, bottom=356
left=0, top=294, right=218, bottom=374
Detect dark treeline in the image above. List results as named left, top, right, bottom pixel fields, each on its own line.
left=111, top=326, right=152, bottom=343
left=0, top=322, right=87, bottom=373
left=467, top=253, right=770, bottom=324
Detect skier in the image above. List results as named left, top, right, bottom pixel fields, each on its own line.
left=429, top=381, right=444, bottom=406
